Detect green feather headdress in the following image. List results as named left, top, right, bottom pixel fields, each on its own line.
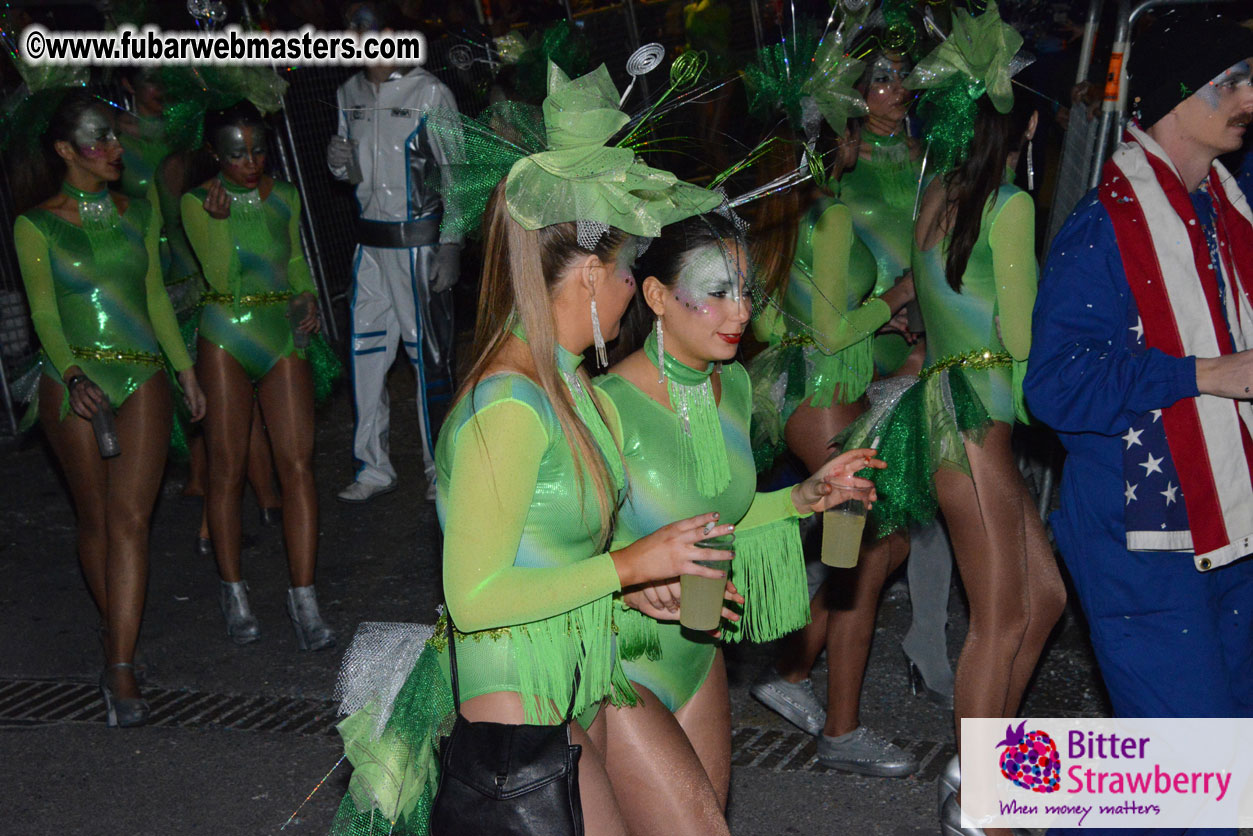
left=905, top=1, right=1033, bottom=172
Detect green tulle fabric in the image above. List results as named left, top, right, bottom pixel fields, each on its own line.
left=836, top=367, right=991, bottom=539
left=0, top=49, right=89, bottom=153
left=749, top=334, right=875, bottom=473
left=427, top=62, right=719, bottom=241
left=160, top=65, right=289, bottom=152
left=329, top=643, right=455, bottom=836
left=720, top=518, right=809, bottom=643
left=644, top=329, right=730, bottom=498
left=905, top=1, right=1027, bottom=173
left=743, top=25, right=867, bottom=136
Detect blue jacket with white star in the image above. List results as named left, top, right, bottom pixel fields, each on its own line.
left=1025, top=190, right=1200, bottom=550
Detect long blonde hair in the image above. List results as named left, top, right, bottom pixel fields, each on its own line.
left=455, top=179, right=628, bottom=544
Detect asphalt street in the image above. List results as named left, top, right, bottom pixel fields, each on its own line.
left=0, top=365, right=1116, bottom=836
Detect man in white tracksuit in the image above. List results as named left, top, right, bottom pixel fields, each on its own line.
left=328, top=24, right=461, bottom=503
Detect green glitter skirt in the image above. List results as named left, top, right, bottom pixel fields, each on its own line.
left=836, top=366, right=992, bottom=540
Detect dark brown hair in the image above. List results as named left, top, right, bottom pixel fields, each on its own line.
left=11, top=91, right=107, bottom=214
left=941, top=96, right=1034, bottom=291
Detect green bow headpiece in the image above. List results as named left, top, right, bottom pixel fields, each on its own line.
left=905, top=1, right=1025, bottom=114
left=430, top=61, right=720, bottom=242
left=160, top=65, right=289, bottom=152
left=904, top=1, right=1030, bottom=172
left=744, top=26, right=867, bottom=138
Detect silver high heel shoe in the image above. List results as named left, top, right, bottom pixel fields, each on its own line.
left=287, top=585, right=336, bottom=651
left=938, top=754, right=961, bottom=815
left=99, top=663, right=150, bottom=728
left=220, top=580, right=261, bottom=645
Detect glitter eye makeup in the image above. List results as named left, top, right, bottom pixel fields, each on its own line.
left=71, top=109, right=119, bottom=157
left=869, top=56, right=910, bottom=86
left=673, top=242, right=748, bottom=314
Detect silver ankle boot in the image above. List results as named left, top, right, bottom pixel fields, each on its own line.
left=220, top=581, right=261, bottom=645
left=287, top=585, right=336, bottom=651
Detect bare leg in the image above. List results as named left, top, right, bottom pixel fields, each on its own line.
left=822, top=531, right=909, bottom=736
left=198, top=339, right=254, bottom=583
left=102, top=375, right=172, bottom=697
left=245, top=397, right=280, bottom=509
left=461, top=692, right=628, bottom=836
left=256, top=354, right=317, bottom=588
left=184, top=431, right=206, bottom=497
left=41, top=374, right=171, bottom=701
left=773, top=395, right=866, bottom=680
left=673, top=649, right=732, bottom=809
left=39, top=375, right=109, bottom=614
left=603, top=685, right=730, bottom=836
left=935, top=422, right=1064, bottom=744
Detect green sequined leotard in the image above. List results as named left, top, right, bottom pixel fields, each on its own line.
left=181, top=178, right=316, bottom=381
left=15, top=194, right=193, bottom=410
left=598, top=359, right=808, bottom=712
left=750, top=197, right=887, bottom=469
left=431, top=345, right=634, bottom=726
left=840, top=132, right=923, bottom=373
left=914, top=184, right=1036, bottom=424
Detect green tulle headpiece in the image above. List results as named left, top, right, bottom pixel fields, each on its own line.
left=905, top=1, right=1031, bottom=171
left=0, top=30, right=91, bottom=153
left=744, top=25, right=867, bottom=138
left=428, top=61, right=721, bottom=241
left=160, top=65, right=289, bottom=152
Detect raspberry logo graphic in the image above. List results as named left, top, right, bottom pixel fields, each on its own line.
left=996, top=721, right=1061, bottom=793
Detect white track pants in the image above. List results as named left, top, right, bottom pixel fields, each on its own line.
left=348, top=243, right=454, bottom=486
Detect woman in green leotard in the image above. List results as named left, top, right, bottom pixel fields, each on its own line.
left=749, top=126, right=921, bottom=776
left=13, top=92, right=207, bottom=727
left=181, top=103, right=333, bottom=652
left=118, top=69, right=280, bottom=552
left=840, top=52, right=926, bottom=377
left=910, top=95, right=1064, bottom=759
left=596, top=212, right=882, bottom=834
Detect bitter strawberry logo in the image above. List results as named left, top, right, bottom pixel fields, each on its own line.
left=996, top=721, right=1061, bottom=793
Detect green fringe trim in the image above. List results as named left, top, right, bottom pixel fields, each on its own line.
left=614, top=600, right=661, bottom=662
left=333, top=644, right=454, bottom=836
left=809, top=336, right=875, bottom=410
left=837, top=368, right=991, bottom=540
left=501, top=594, right=637, bottom=724
left=668, top=375, right=731, bottom=498
left=721, top=518, right=810, bottom=644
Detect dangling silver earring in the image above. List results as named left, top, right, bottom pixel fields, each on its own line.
left=655, top=317, right=665, bottom=384
left=590, top=296, right=607, bottom=368
left=1026, top=138, right=1035, bottom=191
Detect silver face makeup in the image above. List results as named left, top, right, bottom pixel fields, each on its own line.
left=869, top=55, right=910, bottom=87
left=1198, top=59, right=1253, bottom=109
left=71, top=108, right=119, bottom=156
left=673, top=242, right=749, bottom=313
left=214, top=125, right=267, bottom=167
